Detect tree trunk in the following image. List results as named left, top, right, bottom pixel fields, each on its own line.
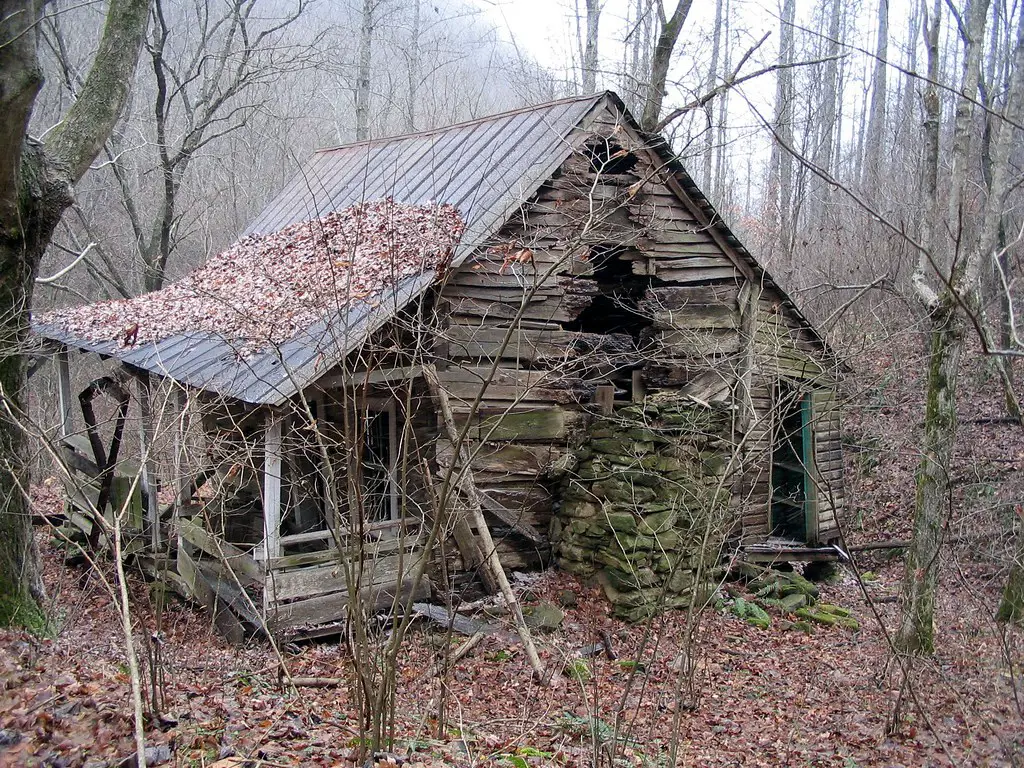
left=700, top=0, right=724, bottom=193
left=711, top=0, right=731, bottom=206
left=0, top=0, right=152, bottom=627
left=862, top=0, right=889, bottom=188
left=0, top=151, right=67, bottom=627
left=998, top=512, right=1024, bottom=623
left=356, top=0, right=374, bottom=141
left=814, top=0, right=842, bottom=214
left=640, top=0, right=694, bottom=132
left=406, top=0, right=420, bottom=132
left=582, top=0, right=601, bottom=93
left=766, top=0, right=795, bottom=267
left=898, top=0, right=1023, bottom=654
left=896, top=301, right=965, bottom=654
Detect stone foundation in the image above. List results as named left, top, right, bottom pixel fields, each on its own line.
left=551, top=393, right=732, bottom=621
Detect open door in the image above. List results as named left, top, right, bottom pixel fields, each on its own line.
left=770, top=385, right=815, bottom=542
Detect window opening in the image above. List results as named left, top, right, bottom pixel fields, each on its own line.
left=278, top=397, right=399, bottom=553
left=582, top=139, right=638, bottom=175
left=359, top=406, right=396, bottom=524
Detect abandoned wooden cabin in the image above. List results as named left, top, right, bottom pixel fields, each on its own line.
left=33, top=91, right=845, bottom=637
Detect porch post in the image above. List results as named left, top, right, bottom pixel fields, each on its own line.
left=172, top=386, right=189, bottom=554
left=136, top=371, right=161, bottom=552
left=56, top=345, right=73, bottom=439
left=262, top=411, right=283, bottom=561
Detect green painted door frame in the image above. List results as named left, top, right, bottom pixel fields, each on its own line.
left=801, top=394, right=819, bottom=544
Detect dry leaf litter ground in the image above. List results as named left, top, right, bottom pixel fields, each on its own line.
left=2, top=342, right=1023, bottom=767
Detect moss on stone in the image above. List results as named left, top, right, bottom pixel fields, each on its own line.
left=553, top=395, right=732, bottom=620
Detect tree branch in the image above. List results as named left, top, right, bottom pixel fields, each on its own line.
left=46, top=0, right=152, bottom=183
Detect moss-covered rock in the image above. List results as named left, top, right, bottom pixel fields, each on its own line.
left=816, top=603, right=852, bottom=618
left=552, top=394, right=733, bottom=621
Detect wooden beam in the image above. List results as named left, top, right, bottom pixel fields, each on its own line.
left=136, top=372, right=161, bottom=552
left=172, top=388, right=190, bottom=512
left=262, top=412, right=283, bottom=562
left=56, top=346, right=73, bottom=439
left=314, top=365, right=422, bottom=392
left=423, top=364, right=546, bottom=681
left=594, top=383, right=615, bottom=415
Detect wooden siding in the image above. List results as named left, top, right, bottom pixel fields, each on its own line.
left=429, top=99, right=845, bottom=579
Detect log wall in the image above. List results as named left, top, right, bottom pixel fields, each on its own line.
left=435, top=101, right=845, bottom=578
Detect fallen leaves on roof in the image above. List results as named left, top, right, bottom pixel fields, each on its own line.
left=38, top=199, right=464, bottom=355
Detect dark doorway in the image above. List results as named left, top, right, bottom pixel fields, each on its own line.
left=359, top=406, right=396, bottom=524
left=770, top=386, right=810, bottom=541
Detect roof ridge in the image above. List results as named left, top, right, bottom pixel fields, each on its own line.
left=314, top=91, right=609, bottom=154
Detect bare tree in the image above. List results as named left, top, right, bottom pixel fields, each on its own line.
left=581, top=0, right=602, bottom=93
left=356, top=0, right=377, bottom=141
left=897, top=0, right=1024, bottom=654
left=862, top=0, right=889, bottom=186
left=699, top=0, right=725, bottom=193
left=767, top=0, right=796, bottom=265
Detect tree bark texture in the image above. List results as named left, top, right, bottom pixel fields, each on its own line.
left=356, top=0, right=374, bottom=141
left=998, top=512, right=1024, bottom=623
left=700, top=0, right=724, bottom=193
left=862, top=0, right=889, bottom=187
left=896, top=302, right=964, bottom=654
left=0, top=0, right=152, bottom=627
left=582, top=0, right=602, bottom=93
left=640, top=0, right=694, bottom=132
left=898, top=0, right=1023, bottom=654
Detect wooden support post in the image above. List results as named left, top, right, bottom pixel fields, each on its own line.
left=56, top=346, right=73, bottom=439
left=172, top=387, right=189, bottom=556
left=631, top=369, right=646, bottom=403
left=136, top=372, right=161, bottom=553
left=423, top=365, right=547, bottom=682
left=594, top=383, right=615, bottom=415
left=262, top=412, right=283, bottom=562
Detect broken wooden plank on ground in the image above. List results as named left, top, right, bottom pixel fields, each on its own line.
left=410, top=602, right=502, bottom=636
left=423, top=364, right=547, bottom=681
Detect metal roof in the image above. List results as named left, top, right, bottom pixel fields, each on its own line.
left=34, top=90, right=841, bottom=405
left=34, top=94, right=606, bottom=406
left=35, top=275, right=432, bottom=406
left=243, top=93, right=605, bottom=267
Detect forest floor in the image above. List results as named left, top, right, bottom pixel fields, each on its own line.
left=2, top=339, right=1023, bottom=768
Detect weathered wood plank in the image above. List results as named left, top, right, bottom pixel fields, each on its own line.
left=644, top=284, right=740, bottom=307
left=270, top=576, right=428, bottom=631
left=268, top=551, right=425, bottom=603
left=56, top=346, right=73, bottom=439
left=651, top=305, right=740, bottom=331
left=455, top=408, right=582, bottom=442
left=655, top=328, right=742, bottom=356
left=656, top=266, right=740, bottom=284
left=445, top=326, right=585, bottom=363
left=437, top=440, right=556, bottom=475
left=262, top=414, right=283, bottom=560
left=179, top=517, right=264, bottom=586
